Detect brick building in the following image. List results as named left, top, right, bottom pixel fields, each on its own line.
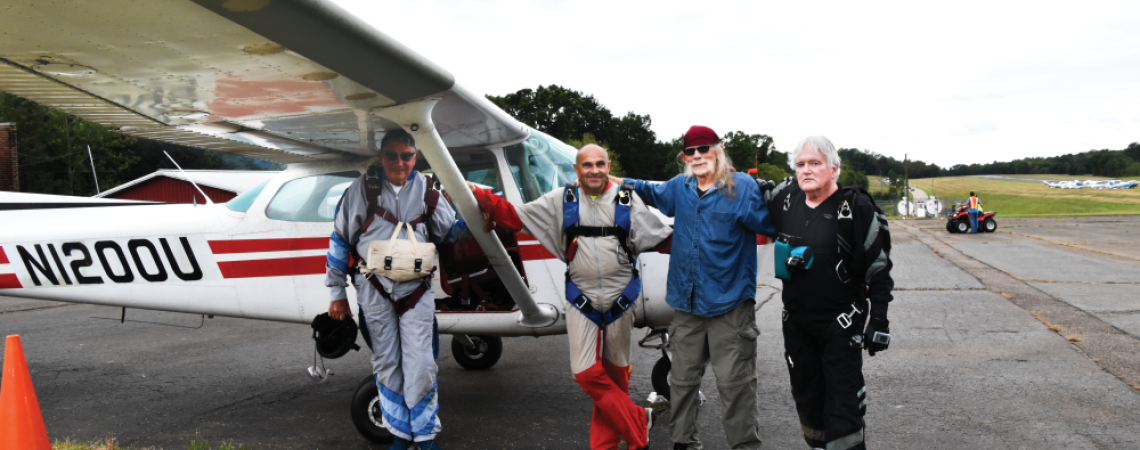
left=0, top=123, right=16, bottom=192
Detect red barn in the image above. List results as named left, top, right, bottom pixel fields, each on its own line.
left=96, top=170, right=279, bottom=204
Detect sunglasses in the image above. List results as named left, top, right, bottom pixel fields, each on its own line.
left=682, top=145, right=714, bottom=156
left=382, top=151, right=416, bottom=162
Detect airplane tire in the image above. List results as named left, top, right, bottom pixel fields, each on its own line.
left=984, top=218, right=997, bottom=232
left=954, top=220, right=970, bottom=234
left=651, top=356, right=671, bottom=401
left=451, top=335, right=502, bottom=370
left=350, top=375, right=395, bottom=444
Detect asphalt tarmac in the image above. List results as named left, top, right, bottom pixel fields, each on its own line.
left=2, top=216, right=1140, bottom=449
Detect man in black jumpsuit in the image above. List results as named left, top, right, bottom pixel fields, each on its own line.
left=762, top=136, right=894, bottom=450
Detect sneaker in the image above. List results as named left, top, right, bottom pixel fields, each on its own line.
left=635, top=407, right=660, bottom=450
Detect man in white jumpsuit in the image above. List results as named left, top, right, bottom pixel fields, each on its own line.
left=326, top=129, right=461, bottom=450
left=466, top=145, right=672, bottom=450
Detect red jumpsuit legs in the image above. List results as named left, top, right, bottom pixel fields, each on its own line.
left=573, top=323, right=648, bottom=450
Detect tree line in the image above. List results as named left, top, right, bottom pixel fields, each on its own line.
left=0, top=93, right=277, bottom=196
left=487, top=85, right=791, bottom=183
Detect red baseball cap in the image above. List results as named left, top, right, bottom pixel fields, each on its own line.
left=684, top=125, right=719, bottom=148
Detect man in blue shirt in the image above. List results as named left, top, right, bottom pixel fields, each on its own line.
left=620, top=125, right=775, bottom=450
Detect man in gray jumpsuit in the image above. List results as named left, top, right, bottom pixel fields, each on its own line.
left=467, top=144, right=672, bottom=450
left=326, top=129, right=460, bottom=450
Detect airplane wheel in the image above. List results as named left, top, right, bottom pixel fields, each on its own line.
left=651, top=356, right=671, bottom=401
left=983, top=218, right=997, bottom=232
left=954, top=220, right=970, bottom=234
left=451, top=335, right=502, bottom=370
left=350, top=375, right=394, bottom=444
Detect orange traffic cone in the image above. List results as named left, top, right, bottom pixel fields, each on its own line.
left=0, top=335, right=51, bottom=450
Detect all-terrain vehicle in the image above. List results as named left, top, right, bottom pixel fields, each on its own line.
left=946, top=203, right=997, bottom=233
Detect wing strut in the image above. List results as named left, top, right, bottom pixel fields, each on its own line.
left=376, top=99, right=559, bottom=329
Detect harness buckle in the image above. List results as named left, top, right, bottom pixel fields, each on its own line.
left=837, top=313, right=852, bottom=329
left=383, top=256, right=393, bottom=271
left=618, top=189, right=631, bottom=206
left=414, top=258, right=422, bottom=273
left=839, top=200, right=853, bottom=220
left=574, top=295, right=590, bottom=311
left=836, top=302, right=862, bottom=329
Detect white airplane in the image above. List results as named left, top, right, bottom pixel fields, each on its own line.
left=0, top=0, right=773, bottom=443
left=1042, top=180, right=1085, bottom=189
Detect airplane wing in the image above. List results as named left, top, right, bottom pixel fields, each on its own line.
left=0, top=0, right=527, bottom=164
left=0, top=0, right=557, bottom=327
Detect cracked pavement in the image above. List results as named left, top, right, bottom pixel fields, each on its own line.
left=2, top=216, right=1140, bottom=449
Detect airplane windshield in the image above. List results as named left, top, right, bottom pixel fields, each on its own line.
left=225, top=179, right=270, bottom=212
left=503, top=130, right=578, bottom=202
left=265, top=171, right=359, bottom=222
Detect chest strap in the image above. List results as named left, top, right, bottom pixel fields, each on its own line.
left=562, top=183, right=634, bottom=261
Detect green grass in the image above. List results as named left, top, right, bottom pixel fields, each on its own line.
left=51, top=434, right=251, bottom=450
left=911, top=176, right=1140, bottom=217
left=53, top=438, right=121, bottom=450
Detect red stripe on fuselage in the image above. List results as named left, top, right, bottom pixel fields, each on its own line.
left=519, top=243, right=557, bottom=261
left=0, top=273, right=22, bottom=289
left=209, top=237, right=327, bottom=254
left=0, top=247, right=8, bottom=264
left=217, top=255, right=326, bottom=279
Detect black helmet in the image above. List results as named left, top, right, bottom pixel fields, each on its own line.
left=311, top=313, right=360, bottom=359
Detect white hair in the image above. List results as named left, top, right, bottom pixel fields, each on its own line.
left=677, top=143, right=736, bottom=197
left=789, top=135, right=841, bottom=177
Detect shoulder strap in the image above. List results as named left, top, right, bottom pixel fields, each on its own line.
left=836, top=185, right=889, bottom=294
left=612, top=183, right=634, bottom=257
left=361, top=168, right=383, bottom=242
left=422, top=174, right=442, bottom=242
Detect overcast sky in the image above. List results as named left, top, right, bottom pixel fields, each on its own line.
left=331, top=0, right=1139, bottom=168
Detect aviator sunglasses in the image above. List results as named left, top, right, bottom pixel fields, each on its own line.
left=382, top=150, right=417, bottom=162
left=682, top=145, right=715, bottom=156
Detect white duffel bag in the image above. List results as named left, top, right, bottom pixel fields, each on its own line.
left=362, top=222, right=436, bottom=282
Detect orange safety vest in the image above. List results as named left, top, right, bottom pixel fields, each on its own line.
left=969, top=196, right=980, bottom=210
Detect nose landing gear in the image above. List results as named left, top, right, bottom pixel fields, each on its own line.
left=640, top=328, right=672, bottom=400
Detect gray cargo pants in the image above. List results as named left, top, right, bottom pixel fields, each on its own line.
left=669, top=299, right=762, bottom=450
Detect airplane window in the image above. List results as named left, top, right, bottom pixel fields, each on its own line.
left=225, top=179, right=270, bottom=212
left=265, top=171, right=360, bottom=222
left=453, top=150, right=504, bottom=197
left=503, top=129, right=578, bottom=202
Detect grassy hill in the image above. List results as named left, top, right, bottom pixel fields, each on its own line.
left=910, top=176, right=1140, bottom=217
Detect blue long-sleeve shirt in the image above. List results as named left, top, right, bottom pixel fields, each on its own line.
left=625, top=172, right=775, bottom=317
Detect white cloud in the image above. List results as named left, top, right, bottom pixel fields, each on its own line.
left=952, top=121, right=1001, bottom=137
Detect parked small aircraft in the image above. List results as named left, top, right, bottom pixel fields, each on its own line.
left=0, top=0, right=770, bottom=443
left=1042, top=179, right=1138, bottom=189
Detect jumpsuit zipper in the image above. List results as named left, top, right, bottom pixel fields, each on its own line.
left=589, top=195, right=605, bottom=314
left=592, top=195, right=606, bottom=352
